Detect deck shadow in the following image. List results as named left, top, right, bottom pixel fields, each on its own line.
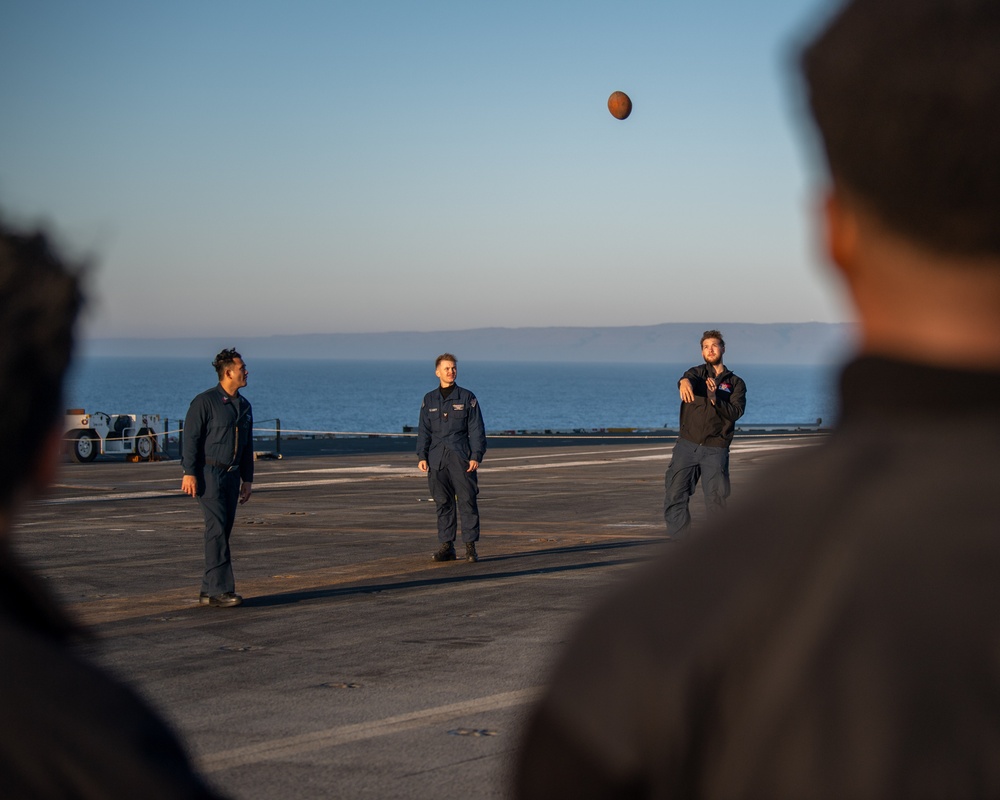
left=243, top=538, right=660, bottom=609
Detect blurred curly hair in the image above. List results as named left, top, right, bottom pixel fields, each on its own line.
left=0, top=218, right=84, bottom=507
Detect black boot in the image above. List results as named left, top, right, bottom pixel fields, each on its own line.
left=432, top=542, right=457, bottom=562
left=465, top=542, right=479, bottom=562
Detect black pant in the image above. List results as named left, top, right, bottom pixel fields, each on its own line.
left=428, top=451, right=480, bottom=544
left=197, top=466, right=241, bottom=595
left=663, top=437, right=731, bottom=538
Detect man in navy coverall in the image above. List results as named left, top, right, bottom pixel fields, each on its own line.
left=181, top=349, right=254, bottom=607
left=663, top=330, right=747, bottom=538
left=417, top=353, right=487, bottom=563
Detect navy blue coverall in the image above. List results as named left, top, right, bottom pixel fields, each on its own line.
left=664, top=364, right=746, bottom=538
left=416, top=385, right=487, bottom=544
left=182, top=386, right=254, bottom=596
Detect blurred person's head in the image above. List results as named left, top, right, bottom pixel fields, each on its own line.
left=0, top=218, right=84, bottom=515
left=801, top=0, right=1000, bottom=258
left=800, top=0, right=1000, bottom=368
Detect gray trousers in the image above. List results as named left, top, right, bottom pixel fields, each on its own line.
left=663, top=437, right=731, bottom=538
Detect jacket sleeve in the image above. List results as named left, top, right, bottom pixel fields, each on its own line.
left=714, top=375, right=747, bottom=422
left=468, top=394, right=486, bottom=462
left=240, top=402, right=254, bottom=484
left=416, top=396, right=431, bottom=461
left=680, top=366, right=702, bottom=386
left=181, top=395, right=207, bottom=476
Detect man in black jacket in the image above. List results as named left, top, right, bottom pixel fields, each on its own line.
left=417, top=353, right=487, bottom=563
left=0, top=218, right=225, bottom=797
left=663, top=329, right=747, bottom=538
left=182, top=349, right=254, bottom=607
left=516, top=0, right=1000, bottom=797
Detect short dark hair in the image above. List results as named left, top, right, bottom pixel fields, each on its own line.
left=701, top=330, right=725, bottom=348
left=212, top=348, right=242, bottom=379
left=435, top=353, right=458, bottom=368
left=0, top=219, right=84, bottom=507
left=800, top=0, right=1000, bottom=257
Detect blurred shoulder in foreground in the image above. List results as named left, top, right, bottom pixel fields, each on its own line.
left=515, top=0, right=1000, bottom=796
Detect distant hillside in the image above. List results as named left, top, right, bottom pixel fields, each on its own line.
left=83, top=322, right=855, bottom=364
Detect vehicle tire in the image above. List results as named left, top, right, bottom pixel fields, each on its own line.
left=135, top=428, right=155, bottom=461
left=70, top=430, right=99, bottom=463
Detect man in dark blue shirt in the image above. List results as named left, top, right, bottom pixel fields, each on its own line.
left=181, top=349, right=254, bottom=607
left=416, top=353, right=487, bottom=562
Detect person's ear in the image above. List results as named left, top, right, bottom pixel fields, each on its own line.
left=823, top=187, right=859, bottom=277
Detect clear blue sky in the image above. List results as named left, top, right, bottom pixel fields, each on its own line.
left=1, top=0, right=847, bottom=340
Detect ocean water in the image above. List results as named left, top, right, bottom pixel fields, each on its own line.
left=64, top=358, right=840, bottom=436
left=65, top=357, right=836, bottom=433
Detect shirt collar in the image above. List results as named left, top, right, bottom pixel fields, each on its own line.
left=840, top=355, right=1000, bottom=421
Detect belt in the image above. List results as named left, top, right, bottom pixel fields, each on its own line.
left=205, top=458, right=239, bottom=473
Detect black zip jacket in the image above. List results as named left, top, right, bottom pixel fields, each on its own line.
left=677, top=364, right=747, bottom=447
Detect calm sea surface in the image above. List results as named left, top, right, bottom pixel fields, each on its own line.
left=65, top=358, right=840, bottom=436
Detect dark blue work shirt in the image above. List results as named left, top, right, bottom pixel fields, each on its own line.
left=182, top=385, right=254, bottom=483
left=416, top=384, right=487, bottom=469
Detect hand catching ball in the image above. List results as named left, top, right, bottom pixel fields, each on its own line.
left=607, top=91, right=632, bottom=120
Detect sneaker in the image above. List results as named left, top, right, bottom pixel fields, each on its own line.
left=199, top=592, right=211, bottom=605
left=432, top=542, right=457, bottom=562
left=208, top=592, right=243, bottom=607
left=465, top=542, right=478, bottom=562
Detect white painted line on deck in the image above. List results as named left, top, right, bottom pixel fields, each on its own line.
left=486, top=445, right=673, bottom=462
left=42, top=490, right=178, bottom=505
left=41, top=440, right=818, bottom=504
left=198, top=686, right=543, bottom=772
left=265, top=464, right=400, bottom=476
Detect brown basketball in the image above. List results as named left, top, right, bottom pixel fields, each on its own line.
left=607, top=91, right=632, bottom=120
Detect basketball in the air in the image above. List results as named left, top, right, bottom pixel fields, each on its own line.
left=607, top=91, right=632, bottom=120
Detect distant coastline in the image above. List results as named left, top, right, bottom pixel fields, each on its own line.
left=82, top=321, right=855, bottom=365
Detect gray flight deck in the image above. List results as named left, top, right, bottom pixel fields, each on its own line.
left=15, top=435, right=823, bottom=799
